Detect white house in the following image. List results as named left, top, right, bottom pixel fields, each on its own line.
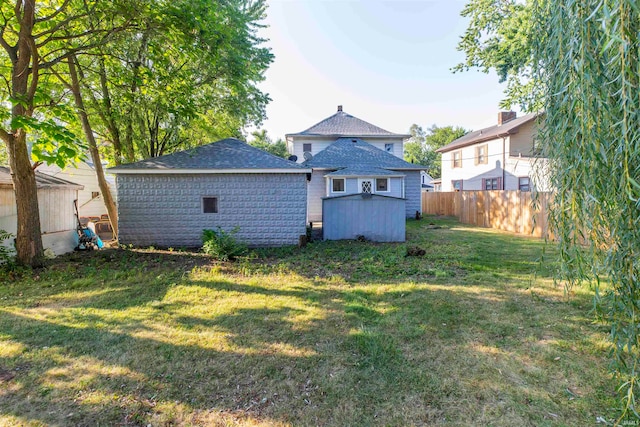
left=421, top=171, right=434, bottom=191
left=0, top=166, right=83, bottom=255
left=285, top=106, right=424, bottom=225
left=286, top=105, right=408, bottom=162
left=38, top=160, right=116, bottom=219
left=437, top=112, right=548, bottom=192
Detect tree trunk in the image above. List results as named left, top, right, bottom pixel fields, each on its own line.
left=67, top=55, right=119, bottom=238
left=6, top=132, right=44, bottom=267
left=6, top=0, right=44, bottom=267
left=98, top=57, right=124, bottom=165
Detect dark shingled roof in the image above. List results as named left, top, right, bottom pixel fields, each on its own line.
left=286, top=109, right=410, bottom=138
left=109, top=138, right=308, bottom=172
left=437, top=112, right=539, bottom=153
left=302, top=138, right=425, bottom=171
left=0, top=166, right=83, bottom=189
left=324, top=167, right=405, bottom=177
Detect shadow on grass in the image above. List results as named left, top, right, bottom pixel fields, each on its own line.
left=0, top=281, right=610, bottom=426
left=0, top=218, right=614, bottom=425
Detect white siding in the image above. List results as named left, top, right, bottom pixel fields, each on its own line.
left=441, top=133, right=550, bottom=192
left=38, top=162, right=116, bottom=218
left=288, top=136, right=406, bottom=162
left=307, top=170, right=327, bottom=223
left=441, top=137, right=508, bottom=191
left=0, top=187, right=79, bottom=255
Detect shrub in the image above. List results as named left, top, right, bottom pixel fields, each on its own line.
left=0, top=229, right=15, bottom=265
left=201, top=227, right=248, bottom=261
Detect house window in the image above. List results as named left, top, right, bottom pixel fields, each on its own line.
left=519, top=177, right=531, bottom=191
left=332, top=178, right=345, bottom=193
left=483, top=177, right=502, bottom=191
left=360, top=180, right=373, bottom=194
left=475, top=144, right=488, bottom=165
left=303, top=143, right=312, bottom=153
left=91, top=191, right=100, bottom=199
left=202, top=197, right=218, bottom=213
left=452, top=150, right=462, bottom=168
left=385, top=143, right=394, bottom=153
left=376, top=178, right=389, bottom=192
left=452, top=180, right=463, bottom=191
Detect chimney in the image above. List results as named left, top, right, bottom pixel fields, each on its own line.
left=337, top=105, right=343, bottom=112
left=498, top=111, right=516, bottom=125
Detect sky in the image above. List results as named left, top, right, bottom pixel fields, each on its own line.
left=254, top=0, right=518, bottom=141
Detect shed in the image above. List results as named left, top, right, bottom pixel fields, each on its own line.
left=0, top=166, right=83, bottom=255
left=109, top=138, right=311, bottom=248
left=322, top=194, right=406, bottom=242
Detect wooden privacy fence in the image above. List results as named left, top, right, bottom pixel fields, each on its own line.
left=421, top=191, right=552, bottom=238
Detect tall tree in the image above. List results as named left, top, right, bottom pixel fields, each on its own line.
left=532, top=0, right=640, bottom=419
left=0, top=0, right=130, bottom=266
left=404, top=124, right=467, bottom=178
left=247, top=129, right=288, bottom=158
left=84, top=0, right=272, bottom=164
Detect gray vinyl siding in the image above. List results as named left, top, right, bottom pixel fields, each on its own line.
left=117, top=173, right=307, bottom=247
left=323, top=194, right=405, bottom=242
left=404, top=170, right=422, bottom=217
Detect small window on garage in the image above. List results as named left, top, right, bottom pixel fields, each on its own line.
left=385, top=143, right=394, bottom=153
left=376, top=178, right=389, bottom=192
left=332, top=178, right=345, bottom=193
left=303, top=143, right=312, bottom=153
left=202, top=197, right=218, bottom=213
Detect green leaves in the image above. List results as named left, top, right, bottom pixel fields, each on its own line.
left=455, top=0, right=542, bottom=110
left=9, top=114, right=85, bottom=168
left=403, top=124, right=467, bottom=178
left=531, top=0, right=640, bottom=419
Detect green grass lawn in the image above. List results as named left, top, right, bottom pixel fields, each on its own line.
left=0, top=217, right=617, bottom=426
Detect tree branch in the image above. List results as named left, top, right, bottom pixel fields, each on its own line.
left=0, top=127, right=11, bottom=144
left=0, top=22, right=17, bottom=61
left=26, top=33, right=39, bottom=102
left=35, top=0, right=70, bottom=23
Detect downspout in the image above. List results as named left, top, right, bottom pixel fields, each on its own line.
left=502, top=137, right=506, bottom=190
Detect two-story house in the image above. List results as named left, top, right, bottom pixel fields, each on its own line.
left=437, top=111, right=548, bottom=192
left=286, top=106, right=424, bottom=223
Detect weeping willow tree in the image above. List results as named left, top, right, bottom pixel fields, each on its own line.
left=533, top=0, right=640, bottom=418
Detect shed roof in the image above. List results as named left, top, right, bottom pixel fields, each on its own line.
left=109, top=138, right=310, bottom=174
left=437, top=112, right=539, bottom=153
left=286, top=107, right=409, bottom=138
left=0, top=166, right=84, bottom=190
left=303, top=138, right=425, bottom=171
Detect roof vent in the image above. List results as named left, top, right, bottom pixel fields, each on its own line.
left=337, top=105, right=343, bottom=112
left=351, top=139, right=357, bottom=143
left=288, top=155, right=298, bottom=162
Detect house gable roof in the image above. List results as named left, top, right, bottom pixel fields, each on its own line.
left=0, top=166, right=83, bottom=190
left=109, top=138, right=309, bottom=173
left=302, top=138, right=425, bottom=171
left=437, top=112, right=539, bottom=153
left=286, top=108, right=409, bottom=138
